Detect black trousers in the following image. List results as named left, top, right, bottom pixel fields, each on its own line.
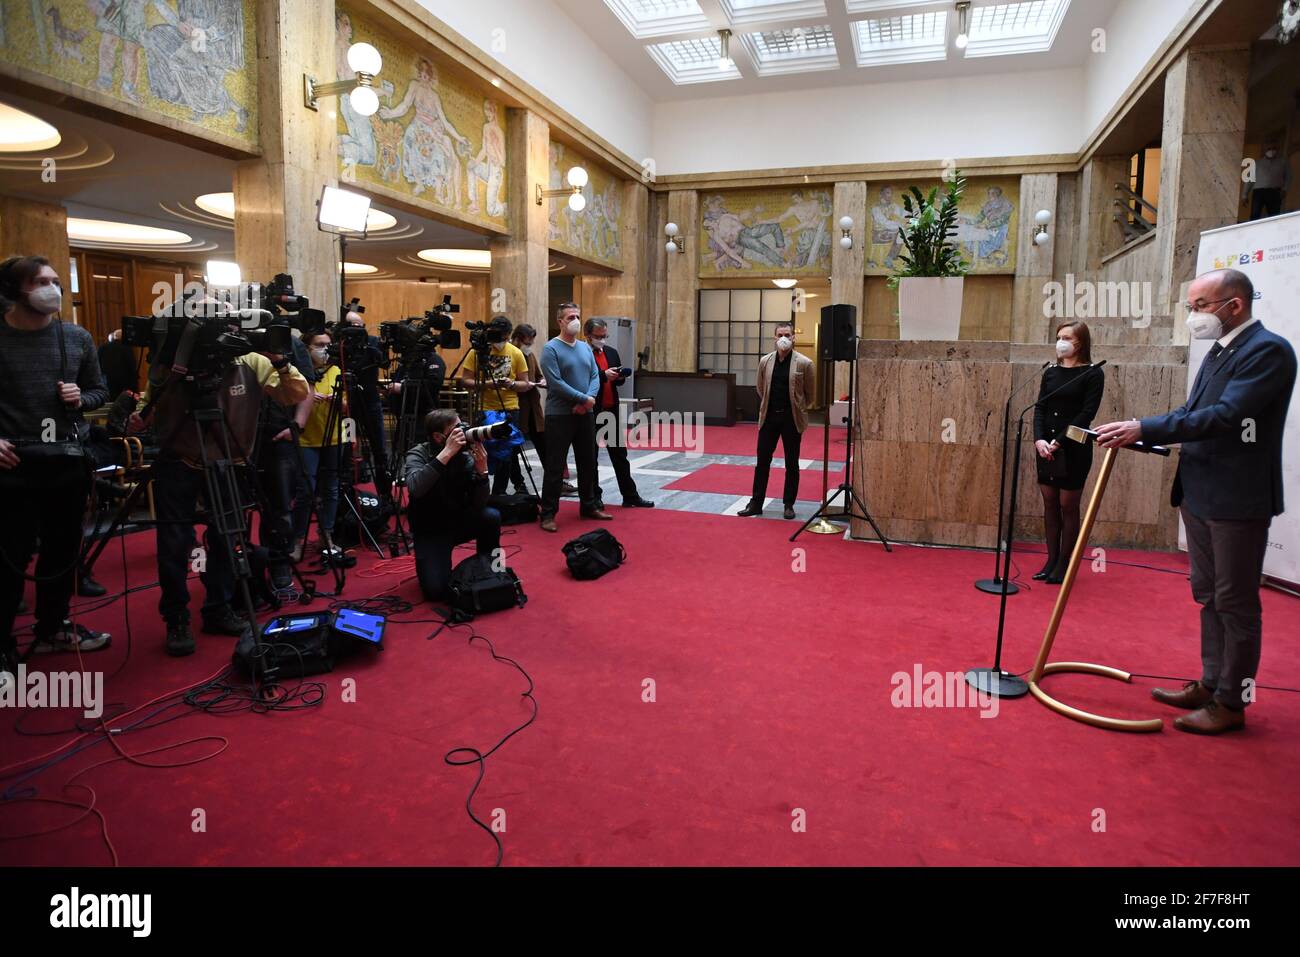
left=593, top=409, right=640, bottom=503
left=152, top=455, right=237, bottom=625
left=1181, top=506, right=1271, bottom=710
left=541, top=413, right=598, bottom=519
left=751, top=409, right=802, bottom=507
left=357, top=398, right=392, bottom=497
left=413, top=508, right=502, bottom=602
left=1250, top=188, right=1282, bottom=220
left=0, top=456, right=92, bottom=656
left=256, top=437, right=299, bottom=569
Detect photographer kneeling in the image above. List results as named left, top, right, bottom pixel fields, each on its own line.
left=405, top=410, right=501, bottom=603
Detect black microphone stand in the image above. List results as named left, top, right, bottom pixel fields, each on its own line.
left=965, top=360, right=1108, bottom=699
left=975, top=360, right=1051, bottom=595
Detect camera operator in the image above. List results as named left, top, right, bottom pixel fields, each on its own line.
left=387, top=340, right=446, bottom=431
left=255, top=329, right=314, bottom=590
left=405, top=410, right=502, bottom=602
left=291, top=330, right=345, bottom=561
left=461, top=315, right=531, bottom=495
left=0, top=256, right=111, bottom=683
left=129, top=312, right=309, bottom=657
left=339, top=308, right=394, bottom=506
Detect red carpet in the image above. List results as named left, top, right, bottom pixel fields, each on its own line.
left=3, top=507, right=1299, bottom=867
left=635, top=423, right=846, bottom=458
left=663, top=463, right=846, bottom=502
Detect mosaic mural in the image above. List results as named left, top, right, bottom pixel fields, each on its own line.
left=0, top=0, right=257, bottom=146
left=336, top=5, right=508, bottom=232
left=865, top=177, right=1020, bottom=275
left=547, top=140, right=624, bottom=271
left=698, top=187, right=833, bottom=278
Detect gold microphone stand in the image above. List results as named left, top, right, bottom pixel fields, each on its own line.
left=1026, top=425, right=1167, bottom=732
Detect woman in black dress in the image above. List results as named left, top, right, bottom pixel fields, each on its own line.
left=1033, top=321, right=1104, bottom=584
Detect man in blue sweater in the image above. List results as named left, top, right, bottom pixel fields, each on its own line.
left=538, top=302, right=611, bottom=532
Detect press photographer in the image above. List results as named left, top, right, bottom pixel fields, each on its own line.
left=126, top=288, right=310, bottom=657
left=0, top=255, right=111, bottom=685
left=405, top=410, right=503, bottom=603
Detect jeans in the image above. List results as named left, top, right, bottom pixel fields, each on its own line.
left=0, top=456, right=93, bottom=655
left=292, top=444, right=342, bottom=540
left=751, top=409, right=802, bottom=507
left=414, top=508, right=502, bottom=602
left=152, top=454, right=237, bottom=624
left=541, top=413, right=598, bottom=520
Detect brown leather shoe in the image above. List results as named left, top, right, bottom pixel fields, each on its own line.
left=582, top=508, right=614, bottom=521
left=1173, top=701, right=1245, bottom=735
left=540, top=518, right=558, bottom=533
left=1151, top=680, right=1214, bottom=710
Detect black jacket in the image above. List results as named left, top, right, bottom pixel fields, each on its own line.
left=592, top=344, right=629, bottom=414
left=405, top=439, right=489, bottom=534
left=1141, top=321, right=1297, bottom=520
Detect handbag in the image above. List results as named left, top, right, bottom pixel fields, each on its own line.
left=561, top=529, right=626, bottom=580
left=447, top=553, right=527, bottom=619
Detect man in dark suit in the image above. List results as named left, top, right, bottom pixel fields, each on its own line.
left=585, top=318, right=653, bottom=509
left=1097, top=268, right=1297, bottom=735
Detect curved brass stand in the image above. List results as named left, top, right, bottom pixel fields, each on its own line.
left=1027, top=445, right=1164, bottom=733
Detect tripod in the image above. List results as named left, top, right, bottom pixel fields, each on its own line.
left=466, top=344, right=540, bottom=499
left=790, top=342, right=891, bottom=550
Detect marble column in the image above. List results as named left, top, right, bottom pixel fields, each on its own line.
left=831, top=181, right=866, bottom=395
left=1011, top=173, right=1058, bottom=343
left=0, top=194, right=71, bottom=316
left=489, top=108, right=549, bottom=335
left=647, top=190, right=670, bottom=369
left=663, top=189, right=698, bottom=372
left=232, top=0, right=339, bottom=319
left=1154, top=46, right=1250, bottom=321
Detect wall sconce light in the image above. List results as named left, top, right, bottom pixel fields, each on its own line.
left=717, top=29, right=733, bottom=71
left=839, top=215, right=854, bottom=250
left=305, top=42, right=383, bottom=116
left=954, top=1, right=971, bottom=50
left=537, top=166, right=589, bottom=211
left=1033, top=209, right=1052, bottom=246
left=665, top=221, right=684, bottom=254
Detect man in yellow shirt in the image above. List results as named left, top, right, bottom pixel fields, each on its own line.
left=460, top=315, right=533, bottom=495
left=292, top=331, right=346, bottom=560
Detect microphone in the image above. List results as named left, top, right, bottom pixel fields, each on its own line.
left=1018, top=359, right=1107, bottom=420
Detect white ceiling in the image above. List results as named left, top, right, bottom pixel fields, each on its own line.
left=553, top=0, right=1123, bottom=101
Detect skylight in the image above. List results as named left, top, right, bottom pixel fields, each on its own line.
left=603, top=0, right=711, bottom=39
left=740, top=24, right=839, bottom=76
left=720, top=0, right=828, bottom=27
left=964, top=0, right=1070, bottom=57
left=853, top=11, right=948, bottom=67
left=647, top=36, right=743, bottom=84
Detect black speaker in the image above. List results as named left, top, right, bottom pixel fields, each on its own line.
left=819, top=304, right=857, bottom=362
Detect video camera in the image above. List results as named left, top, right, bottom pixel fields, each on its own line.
left=121, top=273, right=325, bottom=383
left=465, top=314, right=512, bottom=359
left=379, top=295, right=462, bottom=359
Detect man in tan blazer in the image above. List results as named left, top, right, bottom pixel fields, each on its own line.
left=739, top=321, right=816, bottom=520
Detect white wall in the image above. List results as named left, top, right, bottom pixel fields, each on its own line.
left=1082, top=0, right=1203, bottom=139
left=651, top=68, right=1086, bottom=175
left=419, top=0, right=654, bottom=163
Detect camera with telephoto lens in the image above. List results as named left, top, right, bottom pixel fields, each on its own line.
left=457, top=421, right=512, bottom=443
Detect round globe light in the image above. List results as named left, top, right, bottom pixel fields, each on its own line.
left=839, top=216, right=854, bottom=230
left=955, top=33, right=969, bottom=49
left=1035, top=209, right=1052, bottom=227
left=347, top=42, right=382, bottom=76
left=568, top=191, right=587, bottom=213
left=1034, top=231, right=1051, bottom=246
left=566, top=166, right=589, bottom=189
left=665, top=222, right=679, bottom=237
left=666, top=240, right=679, bottom=254
left=840, top=236, right=853, bottom=250
left=349, top=86, right=379, bottom=117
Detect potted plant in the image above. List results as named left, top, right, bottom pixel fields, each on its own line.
left=889, top=173, right=970, bottom=340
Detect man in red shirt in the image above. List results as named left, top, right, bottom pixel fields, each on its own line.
left=585, top=318, right=653, bottom=509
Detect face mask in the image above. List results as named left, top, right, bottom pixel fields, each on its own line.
left=1265, top=150, right=1278, bottom=159
left=311, top=347, right=328, bottom=363
left=1186, top=311, right=1224, bottom=340
left=590, top=339, right=604, bottom=352
left=26, top=285, right=62, bottom=315
left=566, top=319, right=581, bottom=336
left=776, top=336, right=793, bottom=352
left=1055, top=339, right=1073, bottom=358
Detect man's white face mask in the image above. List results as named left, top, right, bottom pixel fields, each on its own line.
left=26, top=284, right=62, bottom=315
left=566, top=319, right=581, bottom=336
left=776, top=336, right=793, bottom=353
left=1185, top=299, right=1234, bottom=340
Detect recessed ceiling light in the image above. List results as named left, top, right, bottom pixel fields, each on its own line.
left=195, top=191, right=397, bottom=232
left=416, top=248, right=491, bottom=270
left=340, top=262, right=378, bottom=274
left=67, top=218, right=192, bottom=246
left=0, top=103, right=61, bottom=153
left=772, top=278, right=799, bottom=288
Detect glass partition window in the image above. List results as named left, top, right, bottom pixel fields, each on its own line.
left=697, top=288, right=794, bottom=386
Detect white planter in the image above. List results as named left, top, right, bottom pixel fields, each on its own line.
left=897, top=276, right=965, bottom=341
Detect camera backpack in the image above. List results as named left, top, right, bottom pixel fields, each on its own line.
left=561, top=530, right=626, bottom=580
left=487, top=492, right=540, bottom=525
left=446, top=553, right=527, bottom=620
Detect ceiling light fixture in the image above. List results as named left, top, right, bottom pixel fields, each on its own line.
left=195, top=191, right=396, bottom=232
left=772, top=278, right=798, bottom=289
left=954, top=1, right=971, bottom=49
left=0, top=103, right=61, bottom=153
left=340, top=262, right=379, bottom=275
left=717, top=29, right=733, bottom=71
left=416, top=248, right=492, bottom=270
left=67, top=218, right=192, bottom=246
left=305, top=42, right=383, bottom=116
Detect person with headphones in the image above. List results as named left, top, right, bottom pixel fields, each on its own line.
left=0, top=256, right=111, bottom=691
